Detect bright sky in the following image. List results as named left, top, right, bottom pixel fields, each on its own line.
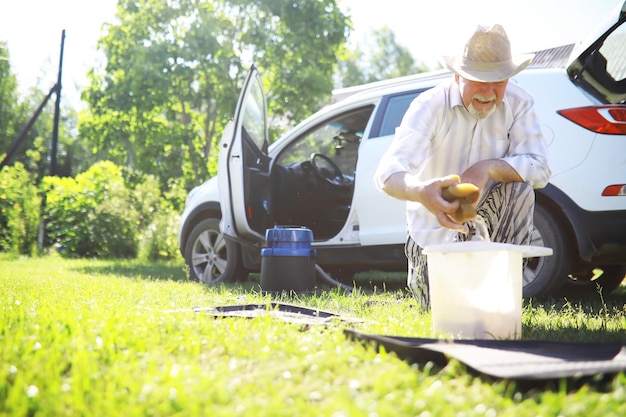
left=0, top=0, right=623, bottom=108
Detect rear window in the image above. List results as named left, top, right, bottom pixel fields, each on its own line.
left=601, top=23, right=626, bottom=83
left=570, top=20, right=626, bottom=104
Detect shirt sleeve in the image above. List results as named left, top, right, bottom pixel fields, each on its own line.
left=373, top=89, right=441, bottom=191
left=500, top=88, right=552, bottom=188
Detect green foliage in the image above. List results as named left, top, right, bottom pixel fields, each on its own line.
left=0, top=163, right=41, bottom=254
left=336, top=26, right=431, bottom=88
left=138, top=208, right=184, bottom=262
left=0, top=41, right=19, bottom=148
left=40, top=161, right=184, bottom=260
left=80, top=0, right=349, bottom=190
left=1, top=257, right=626, bottom=416
left=42, top=161, right=140, bottom=258
left=1, top=41, right=91, bottom=180
left=247, top=0, right=350, bottom=125
left=131, top=174, right=187, bottom=261
left=124, top=170, right=163, bottom=230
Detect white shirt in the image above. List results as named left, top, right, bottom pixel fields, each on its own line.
left=374, top=77, right=551, bottom=247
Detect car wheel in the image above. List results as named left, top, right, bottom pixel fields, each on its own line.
left=561, top=265, right=626, bottom=296
left=183, top=217, right=248, bottom=284
left=522, top=204, right=571, bottom=298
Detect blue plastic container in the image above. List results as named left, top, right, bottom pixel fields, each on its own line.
left=260, top=226, right=316, bottom=292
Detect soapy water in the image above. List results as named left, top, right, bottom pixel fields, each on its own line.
left=468, top=215, right=491, bottom=242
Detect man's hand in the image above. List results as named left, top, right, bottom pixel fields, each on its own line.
left=382, top=173, right=469, bottom=233
left=442, top=180, right=480, bottom=223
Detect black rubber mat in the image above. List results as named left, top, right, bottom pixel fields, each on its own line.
left=190, top=302, right=363, bottom=325
left=345, top=329, right=626, bottom=380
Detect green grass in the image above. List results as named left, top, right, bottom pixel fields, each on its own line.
left=1, top=254, right=625, bottom=416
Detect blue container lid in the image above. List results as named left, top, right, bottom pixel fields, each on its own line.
left=261, top=247, right=314, bottom=257
left=265, top=226, right=313, bottom=249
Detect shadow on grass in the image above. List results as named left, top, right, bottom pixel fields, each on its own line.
left=523, top=286, right=626, bottom=343
left=528, top=284, right=626, bottom=311
left=339, top=271, right=408, bottom=293
left=73, top=260, right=189, bottom=282
left=523, top=321, right=626, bottom=343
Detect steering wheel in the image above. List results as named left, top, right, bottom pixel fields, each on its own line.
left=310, top=153, right=347, bottom=187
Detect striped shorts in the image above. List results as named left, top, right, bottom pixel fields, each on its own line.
left=405, top=181, right=535, bottom=310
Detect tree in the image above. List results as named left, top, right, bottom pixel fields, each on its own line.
left=0, top=42, right=21, bottom=165
left=336, top=26, right=430, bottom=88
left=80, top=0, right=350, bottom=191
left=1, top=41, right=87, bottom=181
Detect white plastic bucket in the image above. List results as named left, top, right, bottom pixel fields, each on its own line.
left=424, top=241, right=552, bottom=340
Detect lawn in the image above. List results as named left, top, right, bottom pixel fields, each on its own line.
left=1, top=254, right=625, bottom=416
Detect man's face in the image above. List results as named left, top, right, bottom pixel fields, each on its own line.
left=455, top=75, right=508, bottom=119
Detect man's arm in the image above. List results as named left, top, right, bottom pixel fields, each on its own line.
left=382, top=172, right=468, bottom=232
left=461, top=158, right=523, bottom=191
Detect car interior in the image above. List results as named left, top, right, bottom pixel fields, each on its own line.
left=271, top=106, right=374, bottom=240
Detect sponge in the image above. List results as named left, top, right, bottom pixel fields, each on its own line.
left=442, top=177, right=479, bottom=223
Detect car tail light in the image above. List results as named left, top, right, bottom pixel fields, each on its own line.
left=602, top=184, right=626, bottom=196
left=557, top=105, right=626, bottom=135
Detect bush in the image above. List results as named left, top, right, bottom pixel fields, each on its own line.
left=42, top=161, right=139, bottom=258
left=138, top=209, right=183, bottom=262
left=0, top=163, right=41, bottom=254
left=137, top=178, right=186, bottom=262
left=124, top=170, right=162, bottom=230
left=39, top=160, right=187, bottom=260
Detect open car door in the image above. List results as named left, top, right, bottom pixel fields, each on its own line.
left=218, top=65, right=273, bottom=245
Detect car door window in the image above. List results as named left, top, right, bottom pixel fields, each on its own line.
left=242, top=76, right=268, bottom=152
left=369, top=90, right=425, bottom=139
left=379, top=92, right=420, bottom=137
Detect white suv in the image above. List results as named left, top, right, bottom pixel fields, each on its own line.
left=179, top=2, right=626, bottom=298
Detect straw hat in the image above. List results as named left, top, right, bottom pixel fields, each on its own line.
left=442, top=24, right=534, bottom=82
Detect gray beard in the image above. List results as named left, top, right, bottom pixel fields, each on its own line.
left=467, top=101, right=497, bottom=119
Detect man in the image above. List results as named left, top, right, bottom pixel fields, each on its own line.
left=374, top=24, right=551, bottom=310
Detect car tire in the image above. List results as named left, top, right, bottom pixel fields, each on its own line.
left=183, top=217, right=248, bottom=284
left=522, top=203, right=571, bottom=298
left=561, top=265, right=626, bottom=296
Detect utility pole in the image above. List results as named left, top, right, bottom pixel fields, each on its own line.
left=38, top=30, right=66, bottom=253
left=50, top=29, right=65, bottom=176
